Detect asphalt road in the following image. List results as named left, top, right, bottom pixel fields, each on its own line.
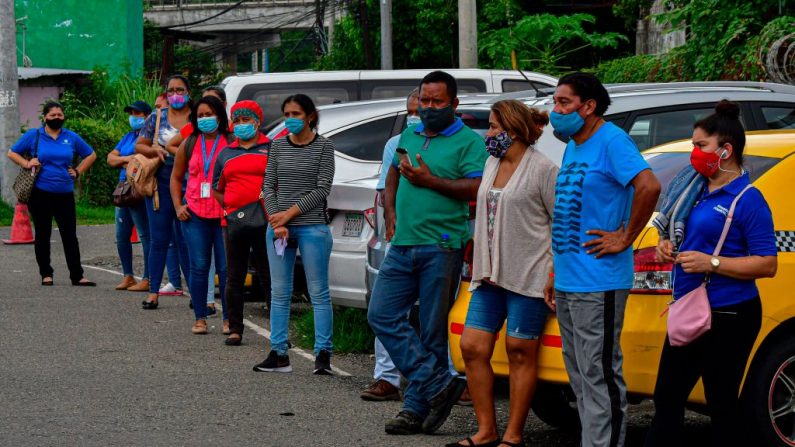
left=0, top=224, right=711, bottom=446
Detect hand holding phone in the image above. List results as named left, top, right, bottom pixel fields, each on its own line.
left=396, top=148, right=412, bottom=167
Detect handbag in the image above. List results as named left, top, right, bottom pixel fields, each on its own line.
left=225, top=193, right=267, bottom=239
left=666, top=184, right=754, bottom=346
left=12, top=131, right=40, bottom=203
left=112, top=180, right=144, bottom=207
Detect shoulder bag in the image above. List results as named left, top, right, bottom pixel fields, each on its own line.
left=225, top=192, right=267, bottom=240
left=666, top=184, right=754, bottom=346
left=12, top=131, right=41, bottom=204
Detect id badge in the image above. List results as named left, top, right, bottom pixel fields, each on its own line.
left=200, top=182, right=211, bottom=198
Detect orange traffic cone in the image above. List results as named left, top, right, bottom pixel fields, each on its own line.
left=2, top=203, right=35, bottom=245
left=131, top=226, right=140, bottom=244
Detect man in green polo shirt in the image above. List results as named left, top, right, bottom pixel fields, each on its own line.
left=368, top=70, right=487, bottom=435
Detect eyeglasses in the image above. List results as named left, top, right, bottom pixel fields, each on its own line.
left=166, top=87, right=188, bottom=96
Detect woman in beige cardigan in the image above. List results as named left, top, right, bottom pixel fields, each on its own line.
left=449, top=100, right=557, bottom=447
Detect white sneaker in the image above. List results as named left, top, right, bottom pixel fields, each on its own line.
left=158, top=282, right=183, bottom=296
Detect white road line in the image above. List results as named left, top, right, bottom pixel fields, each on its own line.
left=83, top=264, right=354, bottom=377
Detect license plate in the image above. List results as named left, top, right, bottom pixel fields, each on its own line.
left=342, top=213, right=363, bottom=237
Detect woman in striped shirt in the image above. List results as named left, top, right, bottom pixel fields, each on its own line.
left=256, top=94, right=335, bottom=375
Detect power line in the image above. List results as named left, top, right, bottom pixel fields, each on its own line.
left=164, top=0, right=246, bottom=29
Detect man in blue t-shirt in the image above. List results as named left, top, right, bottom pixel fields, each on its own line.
left=545, top=73, right=661, bottom=447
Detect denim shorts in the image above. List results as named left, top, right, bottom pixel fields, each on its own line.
left=465, top=282, right=550, bottom=340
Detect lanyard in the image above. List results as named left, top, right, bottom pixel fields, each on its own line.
left=200, top=134, right=221, bottom=179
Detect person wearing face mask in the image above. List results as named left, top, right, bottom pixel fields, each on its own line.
left=135, top=75, right=193, bottom=310
left=644, top=100, right=777, bottom=447
left=170, top=96, right=231, bottom=335
left=448, top=100, right=555, bottom=447
left=212, top=100, right=273, bottom=346
left=7, top=100, right=98, bottom=287
left=107, top=100, right=154, bottom=292
left=258, top=94, right=335, bottom=375
left=360, top=88, right=420, bottom=402
left=546, top=72, right=661, bottom=447
left=367, top=71, right=488, bottom=436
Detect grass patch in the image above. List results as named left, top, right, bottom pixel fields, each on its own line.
left=293, top=306, right=375, bottom=354
left=0, top=201, right=13, bottom=226
left=76, top=201, right=115, bottom=225
left=0, top=200, right=115, bottom=227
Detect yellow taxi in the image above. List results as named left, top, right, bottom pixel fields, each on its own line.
left=448, top=130, right=795, bottom=446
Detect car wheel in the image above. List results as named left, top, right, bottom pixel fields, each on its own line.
left=532, top=382, right=580, bottom=431
left=743, top=337, right=795, bottom=446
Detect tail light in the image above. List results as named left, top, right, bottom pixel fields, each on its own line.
left=631, top=247, right=673, bottom=294
left=461, top=239, right=474, bottom=280
left=363, top=207, right=376, bottom=230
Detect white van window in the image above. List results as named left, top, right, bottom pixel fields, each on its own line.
left=362, top=79, right=487, bottom=100
left=501, top=80, right=553, bottom=93
left=329, top=116, right=397, bottom=161
left=240, top=83, right=355, bottom=124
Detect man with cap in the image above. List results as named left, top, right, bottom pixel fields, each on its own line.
left=107, top=100, right=154, bottom=291
left=212, top=100, right=274, bottom=346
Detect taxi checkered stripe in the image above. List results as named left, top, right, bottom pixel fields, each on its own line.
left=776, top=231, right=795, bottom=252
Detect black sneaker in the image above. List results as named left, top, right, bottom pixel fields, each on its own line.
left=253, top=350, right=292, bottom=373
left=422, top=378, right=467, bottom=434
left=206, top=305, right=217, bottom=318
left=385, top=410, right=423, bottom=435
left=313, top=349, right=332, bottom=375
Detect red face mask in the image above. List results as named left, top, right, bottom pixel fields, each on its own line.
left=690, top=145, right=723, bottom=177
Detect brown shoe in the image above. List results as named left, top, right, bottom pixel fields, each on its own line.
left=456, top=384, right=473, bottom=406
left=222, top=320, right=230, bottom=335
left=127, top=279, right=150, bottom=292
left=115, top=276, right=137, bottom=290
left=191, top=320, right=208, bottom=335
left=360, top=379, right=401, bottom=401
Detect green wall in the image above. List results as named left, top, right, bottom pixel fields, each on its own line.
left=15, top=0, right=143, bottom=76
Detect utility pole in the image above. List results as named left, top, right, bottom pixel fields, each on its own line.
left=458, top=0, right=478, bottom=68
left=360, top=0, right=373, bottom=69
left=380, top=0, right=393, bottom=70
left=0, top=0, right=21, bottom=204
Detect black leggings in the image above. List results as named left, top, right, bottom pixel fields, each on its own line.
left=644, top=296, right=762, bottom=447
left=27, top=187, right=84, bottom=282
left=224, top=226, right=270, bottom=336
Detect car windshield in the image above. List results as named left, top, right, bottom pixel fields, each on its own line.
left=644, top=152, right=781, bottom=210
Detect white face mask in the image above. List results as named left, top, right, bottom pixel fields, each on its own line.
left=406, top=115, right=421, bottom=127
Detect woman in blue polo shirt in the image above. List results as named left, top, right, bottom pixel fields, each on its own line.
left=645, top=100, right=778, bottom=447
left=7, top=100, right=97, bottom=286
left=107, top=100, right=153, bottom=292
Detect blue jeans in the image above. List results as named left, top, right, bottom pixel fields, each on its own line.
left=145, top=179, right=190, bottom=294
left=266, top=224, right=333, bottom=355
left=115, top=203, right=150, bottom=279
left=368, top=244, right=464, bottom=418
left=165, top=224, right=184, bottom=289
left=182, top=211, right=227, bottom=320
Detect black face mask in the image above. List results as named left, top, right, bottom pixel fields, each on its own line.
left=45, top=118, right=65, bottom=130
left=418, top=105, right=454, bottom=133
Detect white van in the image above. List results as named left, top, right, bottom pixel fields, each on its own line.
left=221, top=69, right=557, bottom=125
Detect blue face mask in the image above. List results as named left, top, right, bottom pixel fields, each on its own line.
left=284, top=117, right=305, bottom=135
left=406, top=115, right=421, bottom=127
left=129, top=115, right=145, bottom=131
left=549, top=108, right=585, bottom=139
left=197, top=116, right=219, bottom=134
left=233, top=123, right=258, bottom=141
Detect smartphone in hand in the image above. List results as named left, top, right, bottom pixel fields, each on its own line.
left=396, top=148, right=412, bottom=167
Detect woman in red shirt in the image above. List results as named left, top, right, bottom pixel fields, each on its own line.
left=170, top=96, right=231, bottom=335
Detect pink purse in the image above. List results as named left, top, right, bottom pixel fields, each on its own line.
left=666, top=184, right=753, bottom=347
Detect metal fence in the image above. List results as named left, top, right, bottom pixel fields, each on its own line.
left=145, top=0, right=315, bottom=7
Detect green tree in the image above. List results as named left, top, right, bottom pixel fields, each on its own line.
left=480, top=13, right=628, bottom=74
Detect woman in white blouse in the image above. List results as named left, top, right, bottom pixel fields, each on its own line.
left=450, top=100, right=557, bottom=447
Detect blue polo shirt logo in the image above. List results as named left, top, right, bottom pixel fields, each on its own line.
left=713, top=204, right=729, bottom=216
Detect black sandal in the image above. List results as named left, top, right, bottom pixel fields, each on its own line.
left=498, top=440, right=525, bottom=447
left=141, top=300, right=158, bottom=310
left=445, top=437, right=501, bottom=447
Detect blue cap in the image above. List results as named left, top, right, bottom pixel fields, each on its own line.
left=124, top=100, right=153, bottom=116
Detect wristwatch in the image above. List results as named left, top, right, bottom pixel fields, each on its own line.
left=710, top=257, right=721, bottom=272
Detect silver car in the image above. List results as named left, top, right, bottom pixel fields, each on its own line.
left=365, top=81, right=795, bottom=303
